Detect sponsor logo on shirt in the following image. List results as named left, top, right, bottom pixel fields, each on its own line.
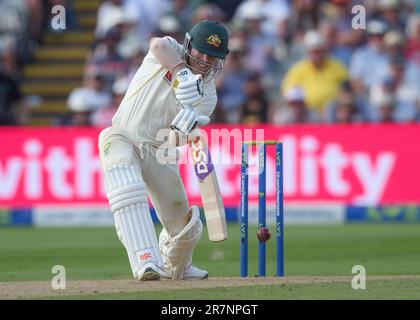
left=164, top=70, right=172, bottom=85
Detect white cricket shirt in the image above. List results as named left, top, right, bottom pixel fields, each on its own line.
left=112, top=37, right=217, bottom=147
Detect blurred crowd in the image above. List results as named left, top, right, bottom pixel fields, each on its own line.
left=2, top=0, right=420, bottom=126
left=0, top=0, right=67, bottom=125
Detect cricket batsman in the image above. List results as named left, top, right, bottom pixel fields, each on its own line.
left=98, top=20, right=229, bottom=281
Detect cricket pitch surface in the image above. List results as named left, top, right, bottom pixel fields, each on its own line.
left=1, top=275, right=419, bottom=299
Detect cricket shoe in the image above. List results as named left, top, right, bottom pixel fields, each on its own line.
left=137, top=262, right=161, bottom=281
left=183, top=264, right=208, bottom=280
left=159, top=264, right=208, bottom=280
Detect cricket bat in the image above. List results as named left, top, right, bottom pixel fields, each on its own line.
left=190, top=137, right=228, bottom=242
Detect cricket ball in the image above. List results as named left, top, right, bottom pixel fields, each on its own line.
left=257, top=227, right=271, bottom=242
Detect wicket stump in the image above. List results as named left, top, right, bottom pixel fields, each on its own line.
left=240, top=141, right=284, bottom=277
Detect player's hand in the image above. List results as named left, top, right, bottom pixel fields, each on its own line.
left=172, top=68, right=204, bottom=107
left=170, top=107, right=210, bottom=137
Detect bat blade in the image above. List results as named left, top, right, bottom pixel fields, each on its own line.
left=190, top=137, right=228, bottom=242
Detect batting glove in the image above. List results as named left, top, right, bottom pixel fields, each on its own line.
left=170, top=107, right=210, bottom=137
left=172, top=68, right=204, bottom=107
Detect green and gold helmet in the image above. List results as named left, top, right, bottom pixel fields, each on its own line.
left=182, top=20, right=229, bottom=80
left=189, top=20, right=229, bottom=59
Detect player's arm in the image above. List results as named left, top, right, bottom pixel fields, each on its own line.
left=149, top=37, right=186, bottom=74
left=150, top=37, right=204, bottom=107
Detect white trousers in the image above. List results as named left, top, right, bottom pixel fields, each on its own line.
left=98, top=127, right=190, bottom=278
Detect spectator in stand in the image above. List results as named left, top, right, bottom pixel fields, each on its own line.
left=95, top=0, right=125, bottom=39
left=214, top=37, right=250, bottom=123
left=116, top=12, right=148, bottom=60
left=0, top=0, right=75, bottom=75
left=370, top=55, right=420, bottom=122
left=376, top=0, right=406, bottom=32
left=60, top=89, right=97, bottom=126
left=349, top=20, right=389, bottom=96
left=274, top=86, right=319, bottom=124
left=290, top=0, right=321, bottom=30
left=0, top=66, right=22, bottom=125
left=321, top=0, right=364, bottom=49
left=384, top=30, right=405, bottom=57
left=282, top=30, right=348, bottom=117
left=0, top=0, right=55, bottom=125
left=0, top=0, right=38, bottom=75
left=262, top=12, right=296, bottom=103
left=372, top=92, right=397, bottom=123
left=191, top=3, right=226, bottom=25
left=120, top=41, right=147, bottom=83
left=27, top=0, right=44, bottom=43
left=155, top=15, right=184, bottom=44
left=234, top=0, right=291, bottom=38
left=240, top=72, right=269, bottom=124
left=207, top=0, right=243, bottom=20
left=92, top=76, right=129, bottom=128
left=269, top=24, right=307, bottom=91
left=331, top=95, right=360, bottom=124
left=260, top=0, right=291, bottom=39
left=86, top=27, right=128, bottom=90
left=163, top=0, right=198, bottom=35
left=123, top=0, right=170, bottom=40
left=325, top=80, right=372, bottom=123
left=233, top=3, right=276, bottom=74
left=0, top=38, right=16, bottom=76
left=62, top=72, right=112, bottom=126
left=318, top=19, right=353, bottom=67
left=388, top=51, right=420, bottom=93
left=60, top=63, right=116, bottom=127
left=405, top=14, right=420, bottom=65
left=234, top=1, right=293, bottom=103
left=85, top=72, right=112, bottom=108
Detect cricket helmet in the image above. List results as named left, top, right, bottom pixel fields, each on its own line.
left=182, top=20, right=229, bottom=80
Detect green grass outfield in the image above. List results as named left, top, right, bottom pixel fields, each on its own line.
left=1, top=224, right=420, bottom=299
